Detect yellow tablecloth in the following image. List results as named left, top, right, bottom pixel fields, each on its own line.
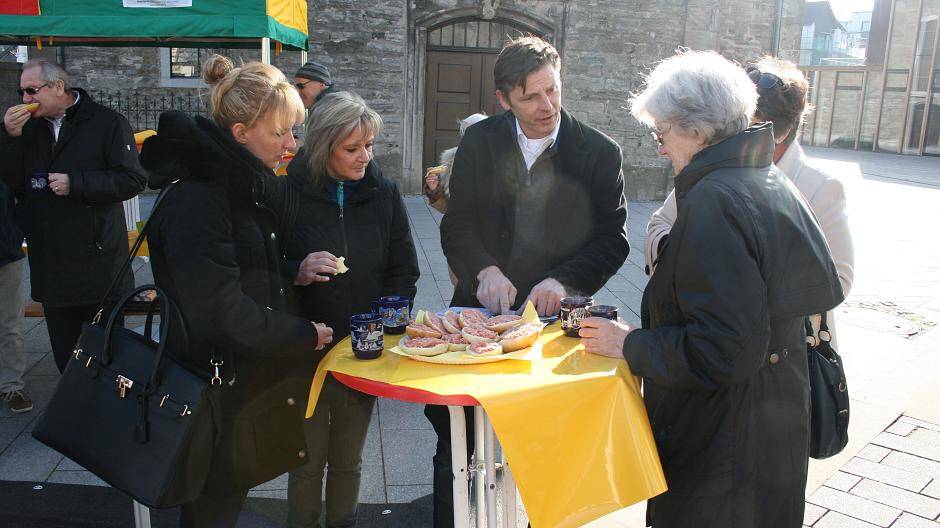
left=306, top=323, right=667, bottom=528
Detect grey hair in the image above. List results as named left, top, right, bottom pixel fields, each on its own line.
left=458, top=113, right=487, bottom=136
left=23, top=59, right=70, bottom=90
left=630, top=49, right=756, bottom=144
left=304, top=91, right=383, bottom=183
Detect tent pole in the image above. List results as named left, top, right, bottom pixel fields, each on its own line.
left=261, top=37, right=271, bottom=64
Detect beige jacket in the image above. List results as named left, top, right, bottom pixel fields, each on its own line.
left=645, top=141, right=854, bottom=346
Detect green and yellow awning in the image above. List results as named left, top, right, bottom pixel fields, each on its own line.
left=0, top=0, right=308, bottom=50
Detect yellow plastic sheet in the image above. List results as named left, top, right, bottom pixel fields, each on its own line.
left=306, top=323, right=667, bottom=528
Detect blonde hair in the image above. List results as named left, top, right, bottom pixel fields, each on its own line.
left=304, top=91, right=383, bottom=182
left=202, top=55, right=305, bottom=133
left=630, top=49, right=757, bottom=145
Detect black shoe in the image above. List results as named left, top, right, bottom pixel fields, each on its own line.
left=2, top=389, right=33, bottom=413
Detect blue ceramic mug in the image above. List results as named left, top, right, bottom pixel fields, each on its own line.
left=350, top=313, right=383, bottom=360
left=378, top=295, right=411, bottom=335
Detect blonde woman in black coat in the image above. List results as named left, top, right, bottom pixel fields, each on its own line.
left=140, top=56, right=333, bottom=528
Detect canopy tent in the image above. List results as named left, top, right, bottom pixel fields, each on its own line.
left=0, top=0, right=308, bottom=51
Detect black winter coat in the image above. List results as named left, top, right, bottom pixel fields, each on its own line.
left=140, top=112, right=322, bottom=494
left=280, top=154, right=419, bottom=343
left=0, top=180, right=24, bottom=267
left=0, top=89, right=146, bottom=306
left=440, top=109, right=629, bottom=309
left=623, top=125, right=844, bottom=527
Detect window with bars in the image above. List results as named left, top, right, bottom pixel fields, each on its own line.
left=169, top=48, right=231, bottom=79
left=427, top=20, right=521, bottom=50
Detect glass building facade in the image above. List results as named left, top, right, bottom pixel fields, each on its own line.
left=801, top=0, right=940, bottom=156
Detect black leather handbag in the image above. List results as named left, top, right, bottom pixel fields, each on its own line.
left=33, top=184, right=223, bottom=508
left=807, top=313, right=850, bottom=459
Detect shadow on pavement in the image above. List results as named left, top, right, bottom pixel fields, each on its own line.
left=0, top=481, right=432, bottom=527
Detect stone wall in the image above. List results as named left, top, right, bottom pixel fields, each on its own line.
left=563, top=0, right=685, bottom=199
left=305, top=0, right=409, bottom=184
left=8, top=0, right=805, bottom=199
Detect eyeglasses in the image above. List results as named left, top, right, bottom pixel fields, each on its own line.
left=746, top=67, right=785, bottom=90
left=16, top=83, right=51, bottom=97
left=650, top=128, right=668, bottom=146
left=294, top=80, right=311, bottom=90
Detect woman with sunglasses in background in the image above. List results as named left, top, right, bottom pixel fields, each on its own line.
left=644, top=56, right=854, bottom=346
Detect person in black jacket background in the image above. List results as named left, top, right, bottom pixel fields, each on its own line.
left=140, top=55, right=334, bottom=528
left=0, top=178, right=29, bottom=413
left=283, top=91, right=419, bottom=528
left=580, top=50, right=844, bottom=527
left=0, top=59, right=146, bottom=373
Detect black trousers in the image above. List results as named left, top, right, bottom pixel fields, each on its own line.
left=180, top=490, right=248, bottom=528
left=43, top=303, right=122, bottom=373
left=424, top=404, right=475, bottom=528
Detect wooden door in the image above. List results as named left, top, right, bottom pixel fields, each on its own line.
left=481, top=53, right=503, bottom=117
left=423, top=51, right=501, bottom=168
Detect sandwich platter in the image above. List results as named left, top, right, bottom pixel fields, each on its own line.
left=389, top=302, right=544, bottom=364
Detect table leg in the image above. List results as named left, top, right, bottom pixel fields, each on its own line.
left=448, top=405, right=471, bottom=528
left=474, top=407, right=486, bottom=528
left=501, top=449, right=517, bottom=528
left=133, top=500, right=151, bottom=528
left=483, top=411, right=498, bottom=528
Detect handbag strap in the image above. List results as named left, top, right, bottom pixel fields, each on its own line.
left=817, top=311, right=832, bottom=344
left=94, top=182, right=176, bottom=322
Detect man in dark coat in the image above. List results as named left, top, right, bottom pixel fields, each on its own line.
left=0, top=178, right=29, bottom=413
left=441, top=38, right=629, bottom=317
left=430, top=36, right=630, bottom=527
left=0, top=59, right=146, bottom=373
left=293, top=60, right=337, bottom=110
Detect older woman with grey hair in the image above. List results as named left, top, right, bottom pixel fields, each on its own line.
left=579, top=50, right=844, bottom=527
left=280, top=91, right=419, bottom=528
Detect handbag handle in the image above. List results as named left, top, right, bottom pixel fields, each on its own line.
left=101, top=285, right=178, bottom=394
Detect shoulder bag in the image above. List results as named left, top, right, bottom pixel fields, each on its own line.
left=807, top=313, right=850, bottom=459
left=33, top=183, right=224, bottom=507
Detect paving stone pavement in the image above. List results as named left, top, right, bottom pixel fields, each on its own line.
left=1, top=146, right=939, bottom=527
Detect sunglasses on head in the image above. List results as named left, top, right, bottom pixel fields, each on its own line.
left=746, top=67, right=785, bottom=90
left=16, top=82, right=51, bottom=97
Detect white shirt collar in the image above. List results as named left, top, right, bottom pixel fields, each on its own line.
left=44, top=91, right=79, bottom=141
left=775, top=139, right=803, bottom=182
left=514, top=115, right=561, bottom=170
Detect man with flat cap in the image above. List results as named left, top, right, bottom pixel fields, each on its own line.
left=293, top=60, right=336, bottom=110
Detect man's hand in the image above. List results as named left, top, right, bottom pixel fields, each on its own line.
left=579, top=317, right=635, bottom=358
left=476, top=265, right=517, bottom=315
left=525, top=277, right=566, bottom=316
left=48, top=173, right=70, bottom=196
left=294, top=251, right=340, bottom=286
left=312, top=322, right=334, bottom=351
left=3, top=105, right=30, bottom=137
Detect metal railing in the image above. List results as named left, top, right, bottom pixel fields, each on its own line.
left=89, top=90, right=208, bottom=132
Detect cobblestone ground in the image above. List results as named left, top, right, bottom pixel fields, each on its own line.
left=1, top=146, right=939, bottom=527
